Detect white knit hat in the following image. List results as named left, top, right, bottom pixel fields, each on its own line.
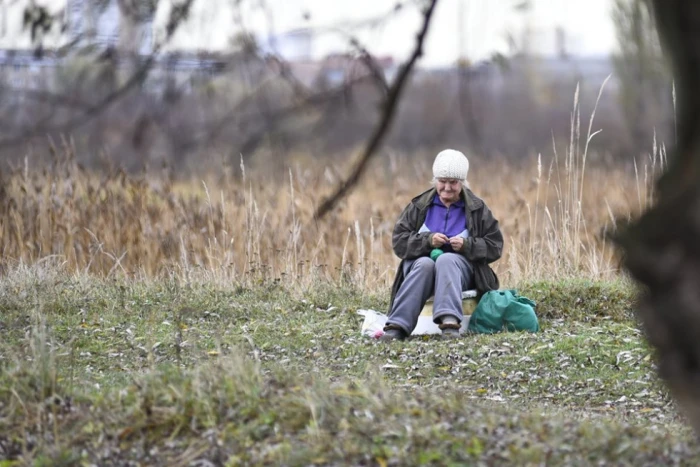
left=432, top=149, right=469, bottom=181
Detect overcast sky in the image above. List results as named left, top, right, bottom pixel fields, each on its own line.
left=2, top=0, right=618, bottom=66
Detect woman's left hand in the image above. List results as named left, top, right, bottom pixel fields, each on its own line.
left=449, top=236, right=464, bottom=251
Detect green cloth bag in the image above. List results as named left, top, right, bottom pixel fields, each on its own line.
left=467, top=289, right=539, bottom=334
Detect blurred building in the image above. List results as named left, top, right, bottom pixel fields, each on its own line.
left=0, top=0, right=227, bottom=92
left=261, top=27, right=396, bottom=88
left=416, top=23, right=616, bottom=97
left=263, top=28, right=313, bottom=62
left=278, top=53, right=396, bottom=88
left=0, top=2, right=610, bottom=99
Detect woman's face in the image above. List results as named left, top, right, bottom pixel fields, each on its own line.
left=436, top=178, right=462, bottom=204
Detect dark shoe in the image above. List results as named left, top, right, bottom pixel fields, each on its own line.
left=441, top=327, right=460, bottom=339
left=379, top=328, right=406, bottom=341
left=439, top=316, right=461, bottom=339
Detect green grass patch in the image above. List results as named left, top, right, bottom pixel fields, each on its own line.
left=520, top=277, right=637, bottom=322
left=0, top=266, right=693, bottom=465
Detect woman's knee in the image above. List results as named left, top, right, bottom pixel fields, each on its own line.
left=410, top=257, right=436, bottom=275
left=435, top=253, right=462, bottom=268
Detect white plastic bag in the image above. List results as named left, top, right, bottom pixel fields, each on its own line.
left=357, top=309, right=470, bottom=338
left=357, top=309, right=389, bottom=338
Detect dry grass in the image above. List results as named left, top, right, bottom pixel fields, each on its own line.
left=0, top=84, right=669, bottom=289
left=0, top=145, right=661, bottom=290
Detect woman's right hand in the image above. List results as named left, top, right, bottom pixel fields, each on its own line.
left=431, top=233, right=449, bottom=247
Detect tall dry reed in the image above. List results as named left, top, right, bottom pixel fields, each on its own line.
left=0, top=152, right=659, bottom=292
left=0, top=84, right=667, bottom=290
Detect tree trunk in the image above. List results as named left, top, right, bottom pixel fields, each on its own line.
left=617, top=0, right=700, bottom=435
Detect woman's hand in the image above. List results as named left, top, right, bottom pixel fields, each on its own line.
left=431, top=233, right=449, bottom=247
left=449, top=236, right=465, bottom=251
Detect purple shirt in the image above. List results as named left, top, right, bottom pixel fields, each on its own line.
left=420, top=194, right=469, bottom=253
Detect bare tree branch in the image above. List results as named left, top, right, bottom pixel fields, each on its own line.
left=326, top=29, right=391, bottom=95
left=458, top=65, right=484, bottom=156
left=314, top=0, right=440, bottom=219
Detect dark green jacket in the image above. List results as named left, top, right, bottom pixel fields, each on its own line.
left=389, top=187, right=503, bottom=312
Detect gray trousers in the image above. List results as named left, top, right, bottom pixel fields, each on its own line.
left=386, top=253, right=474, bottom=335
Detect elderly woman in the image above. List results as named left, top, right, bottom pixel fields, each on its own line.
left=381, top=149, right=503, bottom=341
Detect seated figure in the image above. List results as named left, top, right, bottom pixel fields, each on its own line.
left=381, top=149, right=504, bottom=341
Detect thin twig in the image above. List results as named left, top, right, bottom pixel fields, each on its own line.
left=314, top=0, right=440, bottom=218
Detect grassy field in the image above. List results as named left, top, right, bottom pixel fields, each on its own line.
left=0, top=264, right=697, bottom=465
left=0, top=132, right=685, bottom=464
